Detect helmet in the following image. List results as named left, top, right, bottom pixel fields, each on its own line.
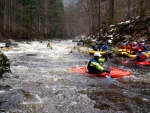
left=141, top=42, right=145, bottom=45
left=133, top=42, right=137, bottom=45
left=140, top=39, right=145, bottom=43
left=94, top=52, right=102, bottom=57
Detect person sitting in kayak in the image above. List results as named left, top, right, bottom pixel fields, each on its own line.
left=136, top=42, right=144, bottom=52
left=119, top=42, right=126, bottom=49
left=87, top=52, right=110, bottom=74
left=92, top=42, right=100, bottom=51
left=102, top=43, right=109, bottom=51
left=132, top=49, right=147, bottom=62
left=47, top=42, right=52, bottom=49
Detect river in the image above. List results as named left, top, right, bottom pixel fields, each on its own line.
left=0, top=40, right=150, bottom=113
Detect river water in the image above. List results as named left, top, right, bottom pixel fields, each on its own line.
left=0, top=40, right=150, bottom=113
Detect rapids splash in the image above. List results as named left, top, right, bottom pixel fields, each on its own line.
left=0, top=40, right=150, bottom=113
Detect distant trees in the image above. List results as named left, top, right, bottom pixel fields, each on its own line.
left=0, top=0, right=67, bottom=40
left=1, top=0, right=150, bottom=39
left=64, top=0, right=150, bottom=37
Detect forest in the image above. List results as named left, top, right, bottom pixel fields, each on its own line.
left=0, top=0, right=150, bottom=40
left=0, top=0, right=66, bottom=40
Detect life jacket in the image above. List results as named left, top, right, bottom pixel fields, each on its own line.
left=139, top=45, right=144, bottom=51
left=139, top=54, right=147, bottom=61
left=87, top=58, right=100, bottom=74
left=119, top=44, right=126, bottom=49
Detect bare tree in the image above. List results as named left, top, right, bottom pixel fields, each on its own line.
left=108, top=0, right=115, bottom=24
left=139, top=0, right=145, bottom=18
left=127, top=0, right=131, bottom=19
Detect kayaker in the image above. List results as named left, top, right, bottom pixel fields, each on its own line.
left=132, top=49, right=147, bottom=62
left=5, top=43, right=10, bottom=47
left=47, top=42, right=52, bottom=49
left=102, top=43, right=109, bottom=51
left=119, top=42, right=126, bottom=49
left=141, top=41, right=147, bottom=52
left=47, top=42, right=50, bottom=47
left=92, top=42, right=100, bottom=51
left=87, top=52, right=110, bottom=74
left=136, top=42, right=144, bottom=52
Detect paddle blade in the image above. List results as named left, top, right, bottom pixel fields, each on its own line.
left=122, top=60, right=129, bottom=64
left=106, top=74, right=113, bottom=84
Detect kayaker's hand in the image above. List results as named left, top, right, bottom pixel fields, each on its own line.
left=104, top=68, right=110, bottom=73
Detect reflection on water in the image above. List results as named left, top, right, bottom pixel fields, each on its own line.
left=0, top=40, right=150, bottom=113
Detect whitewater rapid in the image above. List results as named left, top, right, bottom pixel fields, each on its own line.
left=1, top=39, right=150, bottom=113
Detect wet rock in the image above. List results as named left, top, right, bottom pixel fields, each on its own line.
left=0, top=51, right=11, bottom=77
left=70, top=46, right=89, bottom=53
left=74, top=16, right=150, bottom=51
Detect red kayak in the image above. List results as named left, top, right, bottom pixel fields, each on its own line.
left=69, top=66, right=131, bottom=78
left=122, top=60, right=150, bottom=66
left=132, top=61, right=150, bottom=66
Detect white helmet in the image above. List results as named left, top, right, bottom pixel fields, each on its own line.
left=133, top=42, right=137, bottom=45
left=141, top=42, right=145, bottom=45
left=94, top=52, right=102, bottom=57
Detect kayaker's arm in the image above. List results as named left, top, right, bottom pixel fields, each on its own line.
left=98, top=58, right=105, bottom=63
left=90, top=62, right=104, bottom=72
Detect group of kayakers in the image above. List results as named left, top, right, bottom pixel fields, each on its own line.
left=118, top=40, right=148, bottom=62
left=92, top=42, right=109, bottom=51
left=119, top=40, right=147, bottom=52
left=87, top=39, right=149, bottom=75
left=87, top=50, right=147, bottom=75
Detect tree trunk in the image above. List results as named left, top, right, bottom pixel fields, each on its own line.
left=140, top=0, right=145, bottom=18
left=109, top=0, right=115, bottom=25
left=0, top=0, right=4, bottom=34
left=127, top=0, right=131, bottom=20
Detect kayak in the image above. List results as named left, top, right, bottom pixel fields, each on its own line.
left=122, top=60, right=150, bottom=66
left=122, top=51, right=150, bottom=59
left=0, top=47, right=12, bottom=51
left=88, top=49, right=106, bottom=55
left=115, top=48, right=127, bottom=56
left=132, top=61, right=150, bottom=66
left=47, top=46, right=53, bottom=49
left=69, top=66, right=131, bottom=78
left=117, top=48, right=134, bottom=53
left=121, top=52, right=136, bottom=59
left=117, top=48, right=127, bottom=52
left=116, top=49, right=136, bottom=58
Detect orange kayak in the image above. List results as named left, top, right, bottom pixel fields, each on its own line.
left=69, top=66, right=131, bottom=78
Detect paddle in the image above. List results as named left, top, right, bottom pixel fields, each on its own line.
left=105, top=43, right=113, bottom=83
left=122, top=58, right=135, bottom=64
left=122, top=60, right=130, bottom=64
left=106, top=74, right=113, bottom=84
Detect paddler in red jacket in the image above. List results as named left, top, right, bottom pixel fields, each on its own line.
left=132, top=49, right=147, bottom=62
left=136, top=42, right=144, bottom=52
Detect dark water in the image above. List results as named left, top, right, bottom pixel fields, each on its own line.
left=0, top=40, right=150, bottom=113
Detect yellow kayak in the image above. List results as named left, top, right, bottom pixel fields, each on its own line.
left=115, top=48, right=127, bottom=56
left=0, top=47, right=12, bottom=51
left=117, top=48, right=127, bottom=52
left=122, top=51, right=150, bottom=59
left=88, top=49, right=106, bottom=55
